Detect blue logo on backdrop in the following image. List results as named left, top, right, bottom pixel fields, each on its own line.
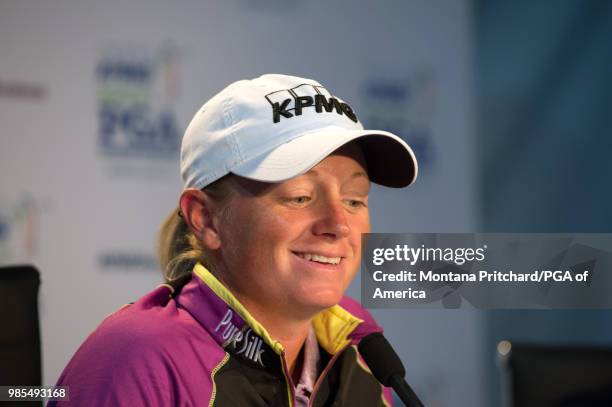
left=361, top=70, right=436, bottom=169
left=96, top=45, right=181, bottom=158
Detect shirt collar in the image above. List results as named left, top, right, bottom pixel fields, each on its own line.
left=176, top=263, right=370, bottom=356
left=294, top=326, right=320, bottom=406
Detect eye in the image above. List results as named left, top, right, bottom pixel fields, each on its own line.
left=293, top=196, right=310, bottom=204
left=285, top=196, right=312, bottom=206
left=345, top=199, right=367, bottom=209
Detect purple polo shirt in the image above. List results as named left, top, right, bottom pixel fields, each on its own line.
left=49, top=265, right=391, bottom=406
left=49, top=278, right=229, bottom=406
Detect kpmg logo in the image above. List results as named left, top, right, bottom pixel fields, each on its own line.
left=265, top=84, right=358, bottom=124
left=96, top=45, right=181, bottom=158
left=215, top=309, right=265, bottom=366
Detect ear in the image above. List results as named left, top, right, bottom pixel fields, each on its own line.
left=179, top=189, right=222, bottom=250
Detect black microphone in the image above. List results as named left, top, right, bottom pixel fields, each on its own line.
left=358, top=332, right=425, bottom=407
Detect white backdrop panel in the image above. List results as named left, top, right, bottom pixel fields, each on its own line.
left=0, top=1, right=479, bottom=406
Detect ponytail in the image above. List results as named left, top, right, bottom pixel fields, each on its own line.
left=157, top=174, right=235, bottom=283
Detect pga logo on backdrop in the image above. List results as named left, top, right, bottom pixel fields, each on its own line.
left=95, top=45, right=181, bottom=158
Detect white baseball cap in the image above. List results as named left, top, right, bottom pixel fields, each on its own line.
left=180, top=74, right=418, bottom=189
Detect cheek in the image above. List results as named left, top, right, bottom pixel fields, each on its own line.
left=346, top=214, right=369, bottom=274
left=224, top=205, right=296, bottom=266
left=350, top=214, right=370, bottom=249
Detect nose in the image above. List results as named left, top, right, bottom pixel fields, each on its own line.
left=312, top=200, right=350, bottom=240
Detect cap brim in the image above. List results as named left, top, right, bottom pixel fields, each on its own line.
left=232, top=126, right=418, bottom=188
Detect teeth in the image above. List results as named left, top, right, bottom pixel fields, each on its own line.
left=297, top=253, right=341, bottom=265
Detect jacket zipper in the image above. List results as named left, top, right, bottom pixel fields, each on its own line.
left=208, top=353, right=231, bottom=407
left=307, top=345, right=348, bottom=407
left=280, top=352, right=296, bottom=407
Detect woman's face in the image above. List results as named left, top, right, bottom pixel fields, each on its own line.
left=214, top=143, right=370, bottom=320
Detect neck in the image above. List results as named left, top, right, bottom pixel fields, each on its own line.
left=211, top=266, right=320, bottom=374
left=238, top=298, right=313, bottom=374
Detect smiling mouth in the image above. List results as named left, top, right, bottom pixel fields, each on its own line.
left=293, top=252, right=342, bottom=265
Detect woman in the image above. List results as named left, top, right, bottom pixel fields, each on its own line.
left=51, top=74, right=417, bottom=406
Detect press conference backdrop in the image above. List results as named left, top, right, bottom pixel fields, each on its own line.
left=0, top=1, right=478, bottom=406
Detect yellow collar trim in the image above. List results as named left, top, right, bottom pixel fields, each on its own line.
left=193, top=263, right=285, bottom=354
left=193, top=263, right=363, bottom=356
left=312, top=304, right=363, bottom=355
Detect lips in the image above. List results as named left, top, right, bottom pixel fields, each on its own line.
left=293, top=252, right=343, bottom=266
left=294, top=252, right=342, bottom=265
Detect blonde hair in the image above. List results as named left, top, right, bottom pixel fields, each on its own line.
left=157, top=175, right=235, bottom=283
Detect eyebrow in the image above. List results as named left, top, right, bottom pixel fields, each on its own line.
left=350, top=171, right=369, bottom=180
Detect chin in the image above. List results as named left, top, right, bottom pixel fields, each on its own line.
left=297, top=288, right=345, bottom=311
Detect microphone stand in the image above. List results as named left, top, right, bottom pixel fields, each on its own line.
left=389, top=375, right=424, bottom=407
